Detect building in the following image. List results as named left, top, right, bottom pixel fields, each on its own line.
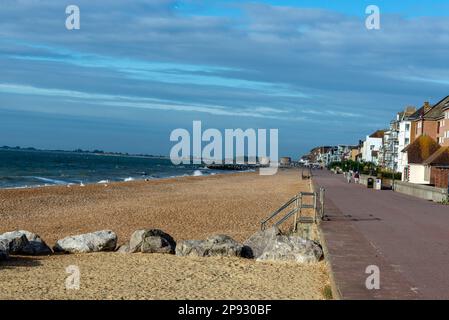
left=380, top=128, right=398, bottom=171
left=409, top=98, right=449, bottom=144
left=280, top=157, right=292, bottom=166
left=308, top=146, right=333, bottom=165
left=424, top=147, right=449, bottom=188
left=361, top=130, right=385, bottom=164
left=410, top=102, right=434, bottom=142
left=402, top=135, right=440, bottom=184
left=350, top=146, right=360, bottom=161
left=435, top=96, right=449, bottom=146
left=397, top=107, right=417, bottom=175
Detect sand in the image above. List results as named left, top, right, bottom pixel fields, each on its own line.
left=0, top=254, right=329, bottom=300
left=0, top=169, right=330, bottom=300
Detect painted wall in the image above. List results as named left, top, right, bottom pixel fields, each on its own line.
left=408, top=164, right=430, bottom=184
left=362, top=136, right=383, bottom=164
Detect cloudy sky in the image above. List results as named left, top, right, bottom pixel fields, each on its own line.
left=1, top=0, right=449, bottom=157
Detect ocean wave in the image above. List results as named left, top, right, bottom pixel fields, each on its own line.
left=124, top=177, right=135, bottom=182
left=97, top=180, right=109, bottom=184
left=31, top=176, right=69, bottom=185
left=192, top=170, right=203, bottom=176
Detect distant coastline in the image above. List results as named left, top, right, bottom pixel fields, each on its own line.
left=0, top=145, right=168, bottom=160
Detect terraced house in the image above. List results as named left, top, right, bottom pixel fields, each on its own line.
left=401, top=96, right=449, bottom=188
left=437, top=98, right=449, bottom=146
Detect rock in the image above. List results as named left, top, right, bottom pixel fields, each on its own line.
left=128, top=229, right=176, bottom=254
left=176, top=235, right=244, bottom=258
left=0, top=232, right=29, bottom=254
left=0, top=239, right=9, bottom=261
left=256, top=235, right=323, bottom=264
left=116, top=244, right=130, bottom=253
left=0, top=230, right=51, bottom=255
left=175, top=240, right=206, bottom=257
left=205, top=235, right=244, bottom=257
left=243, top=227, right=282, bottom=259
left=129, top=230, right=146, bottom=252
left=53, top=230, right=117, bottom=253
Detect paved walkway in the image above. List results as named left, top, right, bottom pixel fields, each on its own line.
left=313, top=170, right=449, bottom=299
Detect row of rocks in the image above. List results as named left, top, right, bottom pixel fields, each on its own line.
left=117, top=227, right=323, bottom=263
left=0, top=230, right=52, bottom=260
left=0, top=230, right=115, bottom=259
left=0, top=227, right=323, bottom=264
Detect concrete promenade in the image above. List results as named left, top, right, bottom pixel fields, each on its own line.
left=314, top=170, right=449, bottom=299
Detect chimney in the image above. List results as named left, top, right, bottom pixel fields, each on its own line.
left=424, top=101, right=431, bottom=113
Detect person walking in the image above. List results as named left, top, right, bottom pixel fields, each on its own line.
left=354, top=172, right=360, bottom=184
left=346, top=171, right=352, bottom=183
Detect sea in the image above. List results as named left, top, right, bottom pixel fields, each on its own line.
left=0, top=149, right=237, bottom=189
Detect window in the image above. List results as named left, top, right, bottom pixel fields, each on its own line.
left=446, top=111, right=449, bottom=119
left=405, top=138, right=410, bottom=145
left=405, top=124, right=410, bottom=131
left=418, top=122, right=422, bottom=128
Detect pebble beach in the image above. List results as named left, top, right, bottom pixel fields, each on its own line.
left=0, top=169, right=330, bottom=300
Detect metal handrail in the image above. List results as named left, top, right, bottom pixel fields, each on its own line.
left=274, top=207, right=299, bottom=227
left=260, top=195, right=298, bottom=229
left=260, top=188, right=325, bottom=231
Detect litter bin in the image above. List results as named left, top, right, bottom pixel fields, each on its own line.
left=367, top=178, right=374, bottom=188
left=375, top=178, right=382, bottom=190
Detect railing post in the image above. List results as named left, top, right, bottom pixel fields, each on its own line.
left=319, top=187, right=325, bottom=221
left=293, top=194, right=299, bottom=232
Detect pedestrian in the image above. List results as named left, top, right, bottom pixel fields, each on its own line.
left=346, top=171, right=352, bottom=183
left=354, top=172, right=360, bottom=184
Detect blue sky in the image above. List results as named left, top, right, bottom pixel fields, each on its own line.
left=1, top=0, right=449, bottom=157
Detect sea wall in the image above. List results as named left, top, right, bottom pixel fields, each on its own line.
left=394, top=181, right=447, bottom=202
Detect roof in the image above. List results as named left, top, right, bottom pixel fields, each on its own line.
left=424, top=96, right=449, bottom=120
left=402, top=135, right=441, bottom=164
left=423, top=147, right=449, bottom=166
left=408, top=105, right=425, bottom=120
left=398, top=106, right=417, bottom=121
left=369, top=130, right=386, bottom=138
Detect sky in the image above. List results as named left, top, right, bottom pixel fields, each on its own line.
left=1, top=0, right=449, bottom=157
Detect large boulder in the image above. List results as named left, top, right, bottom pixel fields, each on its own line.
left=53, top=230, right=117, bottom=253
left=256, top=235, right=323, bottom=263
left=176, top=235, right=245, bottom=258
left=0, top=232, right=29, bottom=254
left=0, top=230, right=51, bottom=255
left=0, top=239, right=9, bottom=261
left=243, top=227, right=282, bottom=259
left=128, top=229, right=176, bottom=254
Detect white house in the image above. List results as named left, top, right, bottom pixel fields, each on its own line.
left=397, top=107, right=417, bottom=175
left=361, top=130, right=385, bottom=164
left=402, top=135, right=440, bottom=184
